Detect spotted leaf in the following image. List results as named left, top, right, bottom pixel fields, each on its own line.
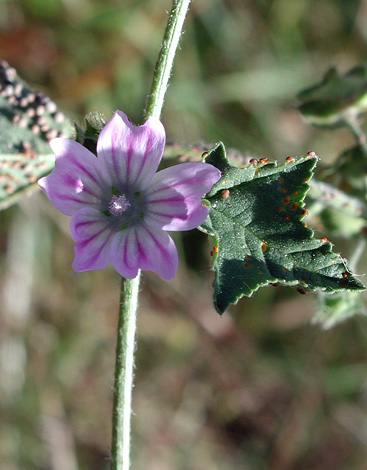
left=200, top=143, right=365, bottom=314
left=0, top=60, right=74, bottom=210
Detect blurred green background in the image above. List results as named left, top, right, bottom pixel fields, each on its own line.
left=1, top=1, right=367, bottom=469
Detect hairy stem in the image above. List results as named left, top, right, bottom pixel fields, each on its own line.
left=111, top=273, right=141, bottom=470
left=144, top=0, right=191, bottom=120
left=111, top=1, right=191, bottom=469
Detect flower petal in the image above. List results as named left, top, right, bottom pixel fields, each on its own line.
left=70, top=207, right=115, bottom=271
left=39, top=138, right=110, bottom=216
left=97, top=110, right=165, bottom=192
left=110, top=223, right=178, bottom=280
left=143, top=162, right=221, bottom=231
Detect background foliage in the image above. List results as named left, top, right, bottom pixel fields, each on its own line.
left=1, top=1, right=367, bottom=469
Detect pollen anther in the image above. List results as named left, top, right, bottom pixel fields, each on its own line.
left=109, top=194, right=131, bottom=216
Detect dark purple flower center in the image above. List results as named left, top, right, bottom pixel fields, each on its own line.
left=108, top=194, right=131, bottom=216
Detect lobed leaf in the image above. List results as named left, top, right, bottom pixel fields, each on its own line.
left=200, top=143, right=365, bottom=314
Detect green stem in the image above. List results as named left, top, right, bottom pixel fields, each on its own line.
left=144, top=0, right=191, bottom=120
left=111, top=273, right=141, bottom=470
left=111, top=1, right=191, bottom=469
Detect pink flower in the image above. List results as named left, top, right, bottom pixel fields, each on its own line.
left=38, top=110, right=221, bottom=280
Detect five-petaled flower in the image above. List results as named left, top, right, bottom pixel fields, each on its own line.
left=39, top=110, right=221, bottom=280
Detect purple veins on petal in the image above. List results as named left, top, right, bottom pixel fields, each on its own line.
left=39, top=138, right=110, bottom=216
left=97, top=110, right=165, bottom=192
left=144, top=162, right=221, bottom=231
left=110, top=223, right=178, bottom=280
left=70, top=207, right=115, bottom=271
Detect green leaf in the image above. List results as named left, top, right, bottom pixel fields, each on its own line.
left=319, top=208, right=366, bottom=238
left=0, top=60, right=74, bottom=210
left=335, top=145, right=367, bottom=193
left=312, top=292, right=366, bottom=329
left=308, top=178, right=367, bottom=219
left=200, top=143, right=365, bottom=314
left=298, top=65, right=367, bottom=127
left=307, top=178, right=367, bottom=238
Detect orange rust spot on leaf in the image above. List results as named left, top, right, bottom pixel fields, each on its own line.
left=293, top=190, right=298, bottom=196
left=221, top=189, right=230, bottom=198
left=291, top=203, right=298, bottom=210
left=297, top=286, right=307, bottom=295
left=278, top=177, right=285, bottom=184
left=307, top=151, right=316, bottom=157
left=249, top=158, right=258, bottom=164
left=282, top=197, right=290, bottom=204
left=320, top=237, right=327, bottom=243
left=284, top=215, right=290, bottom=220
left=282, top=188, right=288, bottom=193
left=259, top=157, right=269, bottom=164
left=261, top=241, right=267, bottom=252
left=213, top=245, right=219, bottom=253
left=286, top=156, right=293, bottom=162
left=342, top=272, right=349, bottom=279
left=244, top=262, right=251, bottom=268
left=301, top=208, right=309, bottom=216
